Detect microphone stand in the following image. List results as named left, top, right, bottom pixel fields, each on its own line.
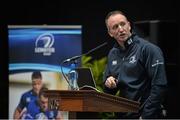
left=60, top=42, right=107, bottom=90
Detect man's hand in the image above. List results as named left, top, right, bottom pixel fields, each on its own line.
left=105, top=76, right=117, bottom=89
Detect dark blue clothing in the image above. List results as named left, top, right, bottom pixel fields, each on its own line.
left=22, top=100, right=58, bottom=119
left=103, top=35, right=167, bottom=118
left=17, top=89, right=38, bottom=110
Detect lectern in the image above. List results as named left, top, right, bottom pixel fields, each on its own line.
left=45, top=90, right=140, bottom=118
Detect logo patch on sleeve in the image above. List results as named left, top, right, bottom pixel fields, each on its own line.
left=112, top=60, right=117, bottom=65
left=152, top=60, right=164, bottom=67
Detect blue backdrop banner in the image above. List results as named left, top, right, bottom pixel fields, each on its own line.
left=9, top=25, right=82, bottom=73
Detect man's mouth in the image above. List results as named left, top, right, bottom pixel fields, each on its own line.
left=119, top=33, right=126, bottom=37
left=118, top=33, right=126, bottom=39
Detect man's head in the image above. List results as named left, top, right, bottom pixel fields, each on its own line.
left=105, top=10, right=132, bottom=45
left=31, top=71, right=43, bottom=95
left=38, top=87, right=49, bottom=112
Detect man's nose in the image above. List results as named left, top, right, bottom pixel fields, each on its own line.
left=118, top=24, right=123, bottom=30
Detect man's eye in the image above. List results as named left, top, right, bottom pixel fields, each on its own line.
left=113, top=25, right=118, bottom=30
left=120, top=22, right=126, bottom=26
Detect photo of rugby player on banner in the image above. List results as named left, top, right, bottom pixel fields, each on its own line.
left=8, top=25, right=82, bottom=119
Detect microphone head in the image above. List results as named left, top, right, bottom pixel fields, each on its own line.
left=63, top=55, right=81, bottom=63
left=63, top=59, right=71, bottom=63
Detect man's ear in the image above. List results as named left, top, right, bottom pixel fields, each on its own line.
left=128, top=21, right=131, bottom=31
left=108, top=31, right=113, bottom=37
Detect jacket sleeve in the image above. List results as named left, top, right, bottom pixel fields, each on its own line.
left=103, top=57, right=119, bottom=95
left=141, top=44, right=167, bottom=118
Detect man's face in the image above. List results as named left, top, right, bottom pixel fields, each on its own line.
left=39, top=95, right=48, bottom=112
left=32, top=78, right=43, bottom=95
left=107, top=14, right=131, bottom=44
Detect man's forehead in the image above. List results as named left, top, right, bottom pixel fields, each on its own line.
left=108, top=14, right=127, bottom=22
left=32, top=78, right=42, bottom=82
left=40, top=95, right=48, bottom=101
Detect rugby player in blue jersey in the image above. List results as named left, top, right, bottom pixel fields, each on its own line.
left=13, top=71, right=43, bottom=119
left=21, top=87, right=63, bottom=120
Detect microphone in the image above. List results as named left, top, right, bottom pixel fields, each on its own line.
left=63, top=42, right=107, bottom=63
left=63, top=55, right=81, bottom=63
left=60, top=42, right=108, bottom=90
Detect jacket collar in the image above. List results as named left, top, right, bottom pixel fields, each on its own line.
left=114, top=33, right=136, bottom=50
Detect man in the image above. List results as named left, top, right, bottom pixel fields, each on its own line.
left=21, top=87, right=63, bottom=120
left=13, top=71, right=43, bottom=119
left=103, top=10, right=167, bottom=119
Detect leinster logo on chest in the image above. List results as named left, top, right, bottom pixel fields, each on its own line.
left=26, top=97, right=31, bottom=103
left=129, top=55, right=136, bottom=64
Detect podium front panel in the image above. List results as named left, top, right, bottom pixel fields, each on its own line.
left=45, top=90, right=140, bottom=112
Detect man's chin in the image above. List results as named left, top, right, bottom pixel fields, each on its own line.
left=117, top=38, right=126, bottom=43
left=117, top=36, right=127, bottom=41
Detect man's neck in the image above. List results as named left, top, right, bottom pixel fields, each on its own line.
left=119, top=43, right=125, bottom=50
left=116, top=40, right=126, bottom=50
left=118, top=33, right=132, bottom=49
left=32, top=89, right=38, bottom=96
